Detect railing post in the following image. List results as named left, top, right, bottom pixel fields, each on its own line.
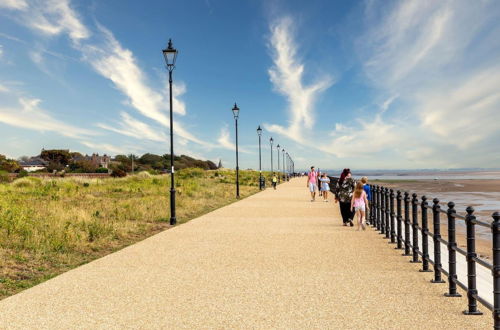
left=389, top=189, right=396, bottom=243
left=380, top=186, right=386, bottom=235
left=371, top=185, right=376, bottom=228
left=463, top=206, right=483, bottom=315
left=420, top=196, right=431, bottom=272
left=492, top=212, right=500, bottom=329
left=431, top=198, right=445, bottom=283
left=410, top=193, right=420, bottom=263
left=376, top=186, right=381, bottom=231
left=385, top=188, right=390, bottom=239
left=403, top=192, right=411, bottom=256
left=366, top=184, right=372, bottom=226
left=445, top=202, right=461, bottom=297
left=396, top=191, right=403, bottom=249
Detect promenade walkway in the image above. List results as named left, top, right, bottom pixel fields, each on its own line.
left=0, top=178, right=491, bottom=329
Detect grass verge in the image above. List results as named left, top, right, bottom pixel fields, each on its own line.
left=0, top=168, right=269, bottom=299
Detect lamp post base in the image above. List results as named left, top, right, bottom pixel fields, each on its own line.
left=170, top=187, right=176, bottom=225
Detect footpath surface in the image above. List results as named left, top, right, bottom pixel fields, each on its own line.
left=0, top=178, right=491, bottom=329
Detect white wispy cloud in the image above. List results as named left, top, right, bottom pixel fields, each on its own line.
left=4, top=0, right=210, bottom=148
left=0, top=97, right=95, bottom=138
left=81, top=25, right=169, bottom=125
left=216, top=124, right=251, bottom=154
left=168, top=80, right=187, bottom=116
left=23, top=0, right=89, bottom=42
left=323, top=0, right=500, bottom=167
left=97, top=112, right=167, bottom=143
left=321, top=116, right=400, bottom=158
left=80, top=141, right=131, bottom=155
left=264, top=16, right=333, bottom=144
left=0, top=0, right=28, bottom=10
left=379, top=94, right=398, bottom=114
left=79, top=27, right=209, bottom=146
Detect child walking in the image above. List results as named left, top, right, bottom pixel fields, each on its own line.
left=351, top=182, right=369, bottom=231
left=360, top=177, right=371, bottom=224
left=319, top=173, right=331, bottom=202
left=272, top=173, right=278, bottom=190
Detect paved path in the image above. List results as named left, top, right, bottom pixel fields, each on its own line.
left=0, top=178, right=491, bottom=329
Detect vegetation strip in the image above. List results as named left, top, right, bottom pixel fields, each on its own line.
left=0, top=168, right=271, bottom=299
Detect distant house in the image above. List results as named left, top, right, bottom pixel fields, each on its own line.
left=20, top=157, right=48, bottom=172
left=74, top=153, right=111, bottom=169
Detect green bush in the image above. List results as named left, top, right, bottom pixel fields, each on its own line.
left=17, top=170, right=29, bottom=178
left=95, top=167, right=109, bottom=173
left=0, top=170, right=10, bottom=183
left=177, top=168, right=204, bottom=179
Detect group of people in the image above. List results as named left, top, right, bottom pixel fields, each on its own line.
left=307, top=167, right=371, bottom=231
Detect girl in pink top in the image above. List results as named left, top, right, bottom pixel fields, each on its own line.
left=351, top=182, right=369, bottom=230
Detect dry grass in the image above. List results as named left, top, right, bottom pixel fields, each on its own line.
left=0, top=168, right=267, bottom=299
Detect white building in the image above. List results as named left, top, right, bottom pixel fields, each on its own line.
left=20, top=158, right=48, bottom=172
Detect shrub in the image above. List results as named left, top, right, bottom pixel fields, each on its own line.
left=136, top=171, right=151, bottom=179
left=0, top=170, right=10, bottom=183
left=95, top=167, right=109, bottom=174
left=111, top=169, right=127, bottom=178
left=17, top=170, right=29, bottom=178
left=178, top=167, right=204, bottom=179
left=12, top=177, right=42, bottom=188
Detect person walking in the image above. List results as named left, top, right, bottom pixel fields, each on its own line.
left=351, top=182, right=369, bottom=231
left=360, top=177, right=371, bottom=224
left=306, top=166, right=318, bottom=202
left=319, top=173, right=331, bottom=202
left=318, top=169, right=322, bottom=197
left=272, top=173, right=278, bottom=190
left=335, top=168, right=355, bottom=226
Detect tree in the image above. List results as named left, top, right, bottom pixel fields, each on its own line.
left=69, top=160, right=97, bottom=173
left=140, top=153, right=167, bottom=170
left=41, top=149, right=71, bottom=166
left=0, top=154, right=20, bottom=173
left=47, top=161, right=65, bottom=172
left=70, top=152, right=83, bottom=160
left=114, top=155, right=130, bottom=164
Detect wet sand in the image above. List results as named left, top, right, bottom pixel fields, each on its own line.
left=372, top=179, right=500, bottom=260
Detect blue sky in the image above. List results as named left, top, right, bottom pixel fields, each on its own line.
left=1, top=0, right=499, bottom=171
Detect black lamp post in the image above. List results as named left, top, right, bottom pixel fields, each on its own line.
left=232, top=103, right=240, bottom=198
left=257, top=125, right=263, bottom=190
left=162, top=38, right=178, bottom=226
left=270, top=137, right=273, bottom=176
left=282, top=147, right=286, bottom=182
left=276, top=144, right=280, bottom=183
left=286, top=152, right=290, bottom=181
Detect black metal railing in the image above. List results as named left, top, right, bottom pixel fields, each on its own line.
left=369, top=184, right=500, bottom=329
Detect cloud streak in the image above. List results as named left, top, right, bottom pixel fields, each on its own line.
left=322, top=0, right=500, bottom=167
left=216, top=124, right=251, bottom=154
left=4, top=0, right=209, bottom=148
left=265, top=16, right=333, bottom=144
left=97, top=112, right=167, bottom=143
left=0, top=0, right=28, bottom=10
left=0, top=97, right=95, bottom=139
